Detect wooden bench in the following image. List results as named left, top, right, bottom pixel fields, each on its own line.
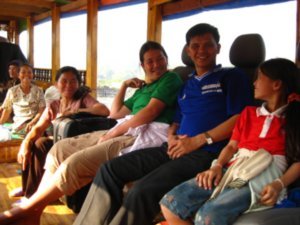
left=0, top=139, right=22, bottom=163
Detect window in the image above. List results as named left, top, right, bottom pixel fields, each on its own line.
left=19, top=31, right=28, bottom=58
left=162, top=1, right=296, bottom=68
left=0, top=30, right=7, bottom=38
left=97, top=2, right=148, bottom=108
left=34, top=20, right=52, bottom=68
left=61, top=13, right=87, bottom=69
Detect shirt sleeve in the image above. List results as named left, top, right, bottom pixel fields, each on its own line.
left=150, top=71, right=183, bottom=106
left=124, top=92, right=136, bottom=111
left=1, top=88, right=13, bottom=110
left=39, top=100, right=60, bottom=123
left=222, top=68, right=254, bottom=116
left=172, top=96, right=182, bottom=124
left=81, top=94, right=100, bottom=108
left=37, top=87, right=46, bottom=109
left=230, top=107, right=249, bottom=141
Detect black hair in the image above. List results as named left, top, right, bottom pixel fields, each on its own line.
left=139, top=41, right=168, bottom=63
left=8, top=60, right=21, bottom=68
left=259, top=58, right=300, bottom=165
left=56, top=66, right=90, bottom=100
left=55, top=66, right=81, bottom=83
left=186, top=23, right=220, bottom=45
left=19, top=62, right=34, bottom=72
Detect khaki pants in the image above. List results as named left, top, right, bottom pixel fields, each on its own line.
left=45, top=130, right=136, bottom=195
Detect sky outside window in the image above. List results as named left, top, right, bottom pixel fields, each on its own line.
left=162, top=1, right=296, bottom=68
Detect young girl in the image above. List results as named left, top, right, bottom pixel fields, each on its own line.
left=160, top=58, right=300, bottom=225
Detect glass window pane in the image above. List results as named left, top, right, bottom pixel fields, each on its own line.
left=97, top=2, right=148, bottom=108
left=34, top=20, right=52, bottom=68
left=162, top=1, right=296, bottom=68
left=19, top=31, right=28, bottom=59
left=0, top=30, right=7, bottom=39
left=61, top=13, right=87, bottom=70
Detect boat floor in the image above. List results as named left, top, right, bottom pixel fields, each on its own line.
left=0, top=162, right=76, bottom=225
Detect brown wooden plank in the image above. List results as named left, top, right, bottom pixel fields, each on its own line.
left=162, top=0, right=232, bottom=17
left=51, top=3, right=61, bottom=82
left=27, top=16, right=34, bottom=65
left=147, top=0, right=162, bottom=42
left=0, top=140, right=21, bottom=163
left=0, top=0, right=52, bottom=9
left=86, top=0, right=98, bottom=97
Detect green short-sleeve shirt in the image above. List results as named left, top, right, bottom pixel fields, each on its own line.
left=124, top=71, right=182, bottom=124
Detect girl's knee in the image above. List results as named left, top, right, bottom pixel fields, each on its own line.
left=194, top=201, right=225, bottom=225
left=195, top=209, right=218, bottom=225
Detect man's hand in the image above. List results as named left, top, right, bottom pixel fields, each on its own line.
left=167, top=135, right=201, bottom=159
left=196, top=165, right=223, bottom=190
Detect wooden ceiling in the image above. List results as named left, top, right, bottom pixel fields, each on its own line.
left=0, top=0, right=75, bottom=22
left=0, top=0, right=140, bottom=25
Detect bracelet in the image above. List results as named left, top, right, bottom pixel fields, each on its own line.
left=275, top=178, right=285, bottom=189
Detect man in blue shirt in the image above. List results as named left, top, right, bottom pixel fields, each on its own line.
left=74, top=23, right=253, bottom=225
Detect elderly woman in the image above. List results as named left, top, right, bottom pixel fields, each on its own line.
left=0, top=63, right=45, bottom=133
left=0, top=41, right=183, bottom=225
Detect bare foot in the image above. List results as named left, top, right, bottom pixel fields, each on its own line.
left=0, top=206, right=41, bottom=225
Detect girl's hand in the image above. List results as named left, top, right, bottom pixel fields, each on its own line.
left=260, top=180, right=283, bottom=206
left=17, top=141, right=32, bottom=171
left=196, top=165, right=223, bottom=190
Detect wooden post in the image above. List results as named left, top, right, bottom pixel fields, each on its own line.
left=51, top=3, right=60, bottom=84
left=27, top=16, right=34, bottom=65
left=147, top=0, right=162, bottom=42
left=8, top=20, right=17, bottom=44
left=86, top=0, right=98, bottom=97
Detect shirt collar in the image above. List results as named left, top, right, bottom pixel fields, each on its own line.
left=194, top=64, right=222, bottom=81
left=256, top=102, right=287, bottom=117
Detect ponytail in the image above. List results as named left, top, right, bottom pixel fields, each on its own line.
left=259, top=58, right=300, bottom=165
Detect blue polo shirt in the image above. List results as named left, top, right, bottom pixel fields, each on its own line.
left=174, top=66, right=253, bottom=153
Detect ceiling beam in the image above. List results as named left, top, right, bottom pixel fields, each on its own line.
left=60, top=0, right=87, bottom=13
left=0, top=9, right=30, bottom=18
left=0, top=4, right=48, bottom=14
left=0, top=0, right=52, bottom=8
